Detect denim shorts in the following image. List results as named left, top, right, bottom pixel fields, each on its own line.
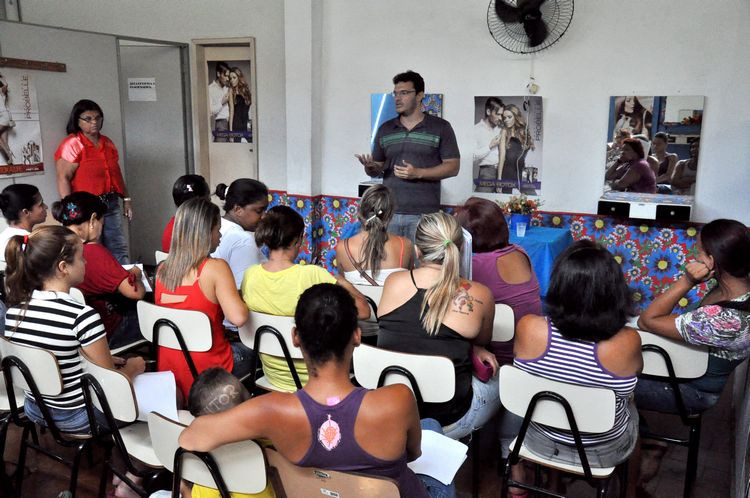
left=24, top=396, right=110, bottom=434
left=520, top=400, right=639, bottom=468
left=634, top=377, right=721, bottom=415
left=442, top=374, right=501, bottom=440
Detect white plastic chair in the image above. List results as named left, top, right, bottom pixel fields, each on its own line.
left=352, top=283, right=384, bottom=319
left=148, top=412, right=268, bottom=496
left=265, top=446, right=400, bottom=498
left=493, top=303, right=515, bottom=342
left=137, top=301, right=213, bottom=381
left=155, top=251, right=169, bottom=265
left=69, top=287, right=86, bottom=304
left=498, top=365, right=624, bottom=496
left=238, top=312, right=302, bottom=392
left=636, top=328, right=710, bottom=498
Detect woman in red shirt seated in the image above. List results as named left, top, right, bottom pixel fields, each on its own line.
left=53, top=192, right=146, bottom=349
left=162, top=174, right=210, bottom=252
left=155, top=198, right=251, bottom=401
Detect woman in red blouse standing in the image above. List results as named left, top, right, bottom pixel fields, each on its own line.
left=55, top=100, right=132, bottom=263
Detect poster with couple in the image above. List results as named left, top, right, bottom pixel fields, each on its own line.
left=472, top=96, right=543, bottom=195
left=206, top=60, right=254, bottom=144
left=0, top=68, right=44, bottom=177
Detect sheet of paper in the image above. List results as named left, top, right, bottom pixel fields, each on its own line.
left=122, top=263, right=152, bottom=292
left=407, top=429, right=468, bottom=485
left=132, top=371, right=178, bottom=422
left=128, top=77, right=157, bottom=101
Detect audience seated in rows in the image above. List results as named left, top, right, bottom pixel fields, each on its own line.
left=456, top=197, right=542, bottom=365
left=155, top=198, right=253, bottom=401
left=53, top=192, right=145, bottom=349
left=377, top=211, right=501, bottom=440
left=180, top=283, right=453, bottom=498
left=4, top=225, right=145, bottom=432
left=240, top=205, right=369, bottom=392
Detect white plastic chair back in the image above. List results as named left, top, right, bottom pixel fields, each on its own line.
left=499, top=365, right=616, bottom=433
left=0, top=375, right=25, bottom=410
left=155, top=251, right=169, bottom=265
left=147, top=412, right=267, bottom=495
left=79, top=352, right=138, bottom=423
left=353, top=284, right=384, bottom=324
left=638, top=330, right=709, bottom=379
left=493, top=303, right=515, bottom=342
left=352, top=344, right=455, bottom=402
left=137, top=301, right=212, bottom=352
left=265, top=447, right=400, bottom=498
left=238, top=312, right=302, bottom=359
left=69, top=287, right=86, bottom=304
left=0, top=338, right=63, bottom=395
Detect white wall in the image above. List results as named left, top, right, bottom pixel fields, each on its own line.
left=317, top=0, right=750, bottom=223
left=20, top=0, right=288, bottom=190
left=22, top=0, right=750, bottom=223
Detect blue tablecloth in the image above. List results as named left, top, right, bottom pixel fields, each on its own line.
left=509, top=226, right=573, bottom=297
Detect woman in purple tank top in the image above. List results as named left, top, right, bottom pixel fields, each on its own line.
left=179, top=283, right=453, bottom=498
left=456, top=197, right=542, bottom=365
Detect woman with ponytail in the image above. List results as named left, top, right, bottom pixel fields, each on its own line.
left=336, top=184, right=413, bottom=285
left=162, top=174, right=210, bottom=252
left=53, top=192, right=145, bottom=349
left=0, top=183, right=47, bottom=269
left=212, top=179, right=269, bottom=288
left=377, top=212, right=500, bottom=439
left=4, top=226, right=145, bottom=432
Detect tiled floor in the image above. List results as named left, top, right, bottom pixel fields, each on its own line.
left=3, top=381, right=733, bottom=497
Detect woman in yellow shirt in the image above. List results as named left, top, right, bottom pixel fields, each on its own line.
left=241, top=206, right=370, bottom=391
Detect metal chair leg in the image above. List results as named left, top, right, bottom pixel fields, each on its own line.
left=68, top=441, right=89, bottom=497
left=683, top=417, right=702, bottom=498
left=472, top=433, right=480, bottom=498
left=98, top=443, right=113, bottom=498
left=14, top=424, right=30, bottom=492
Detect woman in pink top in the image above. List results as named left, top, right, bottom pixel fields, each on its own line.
left=606, top=138, right=657, bottom=194
left=456, top=197, right=542, bottom=366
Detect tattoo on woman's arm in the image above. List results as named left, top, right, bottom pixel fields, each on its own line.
left=452, top=282, right=482, bottom=315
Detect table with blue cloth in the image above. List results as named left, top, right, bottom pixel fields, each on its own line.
left=509, top=226, right=574, bottom=297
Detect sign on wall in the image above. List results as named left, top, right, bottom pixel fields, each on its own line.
left=472, top=96, right=543, bottom=195
left=0, top=68, right=44, bottom=176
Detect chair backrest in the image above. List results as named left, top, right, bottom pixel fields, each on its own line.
left=265, top=447, right=400, bottom=498
left=0, top=337, right=63, bottom=396
left=637, top=329, right=709, bottom=379
left=69, top=287, right=85, bottom=304
left=79, top=351, right=138, bottom=423
left=353, top=284, right=384, bottom=323
left=499, top=365, right=616, bottom=433
left=352, top=344, right=455, bottom=403
left=493, top=303, right=515, bottom=342
left=137, top=300, right=213, bottom=352
left=0, top=375, right=26, bottom=411
left=155, top=251, right=169, bottom=265
left=147, top=412, right=268, bottom=495
left=238, top=312, right=303, bottom=359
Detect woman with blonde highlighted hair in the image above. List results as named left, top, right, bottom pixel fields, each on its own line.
left=155, top=198, right=252, bottom=400
left=377, top=212, right=500, bottom=439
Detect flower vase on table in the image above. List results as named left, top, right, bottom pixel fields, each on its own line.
left=499, top=195, right=542, bottom=235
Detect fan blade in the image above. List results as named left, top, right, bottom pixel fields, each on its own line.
left=493, top=0, right=522, bottom=23
left=523, top=15, right=548, bottom=47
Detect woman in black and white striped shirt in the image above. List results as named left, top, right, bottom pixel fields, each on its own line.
left=3, top=225, right=144, bottom=433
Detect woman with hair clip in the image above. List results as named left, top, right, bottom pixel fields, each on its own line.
left=181, top=283, right=454, bottom=498
left=377, top=212, right=500, bottom=439
left=498, top=103, right=536, bottom=195
left=241, top=205, right=370, bottom=392
left=55, top=99, right=132, bottom=263
left=212, top=179, right=269, bottom=288
left=336, top=184, right=413, bottom=286
left=155, top=198, right=253, bottom=401
left=162, top=174, right=210, bottom=252
left=506, top=239, right=641, bottom=494
left=53, top=192, right=145, bottom=349
left=3, top=226, right=145, bottom=433
left=0, top=184, right=47, bottom=269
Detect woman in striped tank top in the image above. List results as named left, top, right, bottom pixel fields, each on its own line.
left=507, top=240, right=642, bottom=491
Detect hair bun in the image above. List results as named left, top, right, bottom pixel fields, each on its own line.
left=214, top=183, right=228, bottom=200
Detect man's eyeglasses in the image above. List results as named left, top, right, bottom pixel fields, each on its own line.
left=79, top=116, right=103, bottom=123
left=392, top=90, right=417, bottom=98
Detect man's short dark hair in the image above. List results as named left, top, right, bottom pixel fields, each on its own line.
left=215, top=61, right=230, bottom=78
left=295, top=284, right=358, bottom=365
left=188, top=367, right=250, bottom=417
left=546, top=240, right=633, bottom=342
left=484, top=97, right=504, bottom=115
left=393, top=70, right=425, bottom=94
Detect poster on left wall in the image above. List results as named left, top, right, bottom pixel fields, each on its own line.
left=0, top=69, right=44, bottom=177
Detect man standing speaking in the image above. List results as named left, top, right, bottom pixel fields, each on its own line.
left=356, top=70, right=460, bottom=242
